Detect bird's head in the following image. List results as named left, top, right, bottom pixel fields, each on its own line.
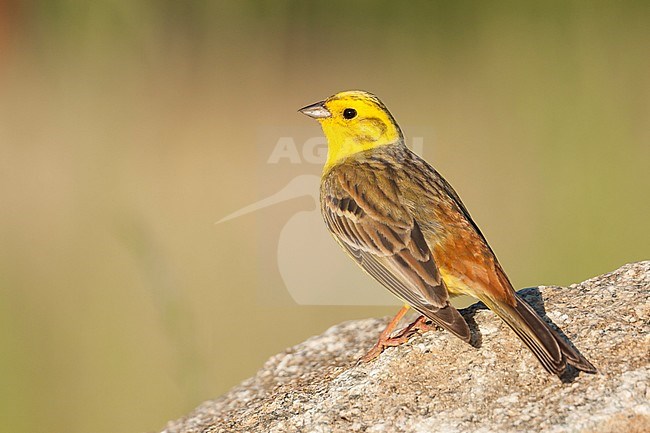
left=299, top=90, right=403, bottom=171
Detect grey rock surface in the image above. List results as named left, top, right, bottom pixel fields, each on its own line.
left=161, top=262, right=650, bottom=433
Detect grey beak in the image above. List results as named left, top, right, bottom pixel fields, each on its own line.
left=299, top=101, right=331, bottom=119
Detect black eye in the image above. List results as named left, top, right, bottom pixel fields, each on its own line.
left=343, top=108, right=357, bottom=119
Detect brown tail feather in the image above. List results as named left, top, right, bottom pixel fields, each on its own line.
left=481, top=294, right=596, bottom=376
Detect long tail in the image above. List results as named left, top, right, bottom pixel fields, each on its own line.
left=480, top=294, right=596, bottom=376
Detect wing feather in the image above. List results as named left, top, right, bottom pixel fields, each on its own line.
left=322, top=168, right=470, bottom=342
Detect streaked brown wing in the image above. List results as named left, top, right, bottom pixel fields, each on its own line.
left=322, top=172, right=470, bottom=342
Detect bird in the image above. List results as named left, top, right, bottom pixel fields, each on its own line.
left=299, top=90, right=596, bottom=377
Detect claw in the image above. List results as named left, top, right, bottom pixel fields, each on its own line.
left=357, top=307, right=439, bottom=364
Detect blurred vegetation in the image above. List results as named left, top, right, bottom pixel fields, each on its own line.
left=1, top=1, right=648, bottom=433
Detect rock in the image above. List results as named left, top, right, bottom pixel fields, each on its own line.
left=160, top=262, right=650, bottom=433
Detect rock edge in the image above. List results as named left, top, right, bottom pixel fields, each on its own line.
left=161, top=262, right=650, bottom=433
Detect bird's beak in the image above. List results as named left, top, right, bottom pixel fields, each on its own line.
left=299, top=101, right=331, bottom=119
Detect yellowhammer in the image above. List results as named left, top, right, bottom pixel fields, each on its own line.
left=300, top=90, right=595, bottom=377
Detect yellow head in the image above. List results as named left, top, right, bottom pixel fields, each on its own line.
left=299, top=90, right=403, bottom=172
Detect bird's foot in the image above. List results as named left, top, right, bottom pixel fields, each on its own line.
left=357, top=313, right=438, bottom=364
left=357, top=305, right=410, bottom=364
left=396, top=315, right=439, bottom=338
left=358, top=331, right=412, bottom=363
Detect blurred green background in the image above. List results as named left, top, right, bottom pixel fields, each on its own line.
left=1, top=1, right=648, bottom=432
